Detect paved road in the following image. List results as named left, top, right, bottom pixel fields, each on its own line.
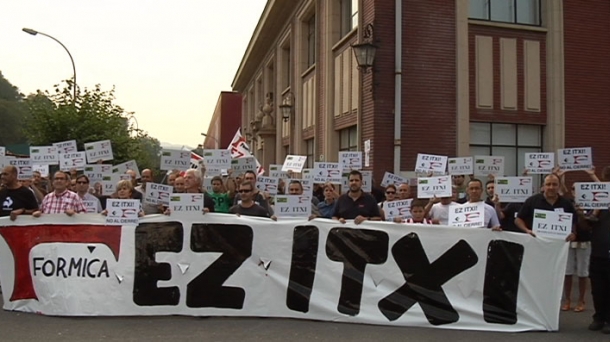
left=0, top=288, right=605, bottom=342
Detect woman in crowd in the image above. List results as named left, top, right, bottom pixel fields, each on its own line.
left=317, top=183, right=339, bottom=218
left=101, top=180, right=144, bottom=217
left=379, top=184, right=398, bottom=221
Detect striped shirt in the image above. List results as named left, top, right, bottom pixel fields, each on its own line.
left=40, top=190, right=87, bottom=214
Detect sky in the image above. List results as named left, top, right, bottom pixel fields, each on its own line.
left=1, top=0, right=267, bottom=149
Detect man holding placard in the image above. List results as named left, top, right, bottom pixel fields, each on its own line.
left=135, top=169, right=162, bottom=215
left=229, top=181, right=272, bottom=218
left=465, top=179, right=501, bottom=230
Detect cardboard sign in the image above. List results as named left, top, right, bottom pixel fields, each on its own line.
left=82, top=200, right=99, bottom=214
left=417, top=176, right=452, bottom=199
left=495, top=177, right=533, bottom=203
left=474, top=156, right=505, bottom=177
left=112, top=160, right=140, bottom=179
left=312, top=162, right=343, bottom=184
left=339, top=151, right=363, bottom=171
left=30, top=146, right=59, bottom=165
left=532, top=209, right=573, bottom=240
left=169, top=193, right=205, bottom=215
left=300, top=179, right=314, bottom=197
left=282, top=155, right=307, bottom=173
left=524, top=153, right=555, bottom=174
left=415, top=154, right=448, bottom=175
left=160, top=149, right=191, bottom=171
left=448, top=157, right=473, bottom=175
left=105, top=199, right=140, bottom=225
left=274, top=195, right=311, bottom=218
left=32, top=164, right=49, bottom=178
left=380, top=172, right=409, bottom=187
left=256, top=176, right=279, bottom=195
left=203, top=150, right=232, bottom=175
left=84, top=164, right=113, bottom=184
left=144, top=183, right=172, bottom=206
left=84, top=140, right=114, bottom=163
left=342, top=170, right=372, bottom=193
left=52, top=140, right=78, bottom=154
left=9, top=158, right=32, bottom=180
left=269, top=164, right=290, bottom=179
left=59, top=152, right=87, bottom=171
left=383, top=199, right=412, bottom=221
left=101, top=174, right=120, bottom=196
left=448, top=202, right=485, bottom=228
left=574, top=182, right=610, bottom=209
left=231, top=157, right=258, bottom=174
left=302, top=169, right=314, bottom=180
left=557, top=147, right=592, bottom=171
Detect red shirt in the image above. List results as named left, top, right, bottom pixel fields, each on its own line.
left=40, top=190, right=87, bottom=214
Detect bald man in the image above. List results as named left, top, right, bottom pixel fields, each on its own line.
left=0, top=165, right=39, bottom=220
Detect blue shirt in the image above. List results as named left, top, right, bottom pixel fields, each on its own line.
left=317, top=200, right=336, bottom=218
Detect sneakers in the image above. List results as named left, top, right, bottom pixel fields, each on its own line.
left=589, top=320, right=604, bottom=331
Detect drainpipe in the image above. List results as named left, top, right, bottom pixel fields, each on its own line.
left=394, top=0, right=402, bottom=174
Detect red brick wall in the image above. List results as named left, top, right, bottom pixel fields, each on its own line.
left=564, top=0, right=610, bottom=170
left=219, top=92, right=242, bottom=148
left=468, top=25, right=547, bottom=125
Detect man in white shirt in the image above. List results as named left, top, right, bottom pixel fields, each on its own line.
left=466, top=179, right=501, bottom=230
left=427, top=186, right=458, bottom=226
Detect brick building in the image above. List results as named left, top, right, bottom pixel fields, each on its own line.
left=231, top=0, right=610, bottom=183
left=203, top=91, right=242, bottom=149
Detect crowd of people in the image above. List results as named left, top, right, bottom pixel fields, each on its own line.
left=0, top=162, right=609, bottom=334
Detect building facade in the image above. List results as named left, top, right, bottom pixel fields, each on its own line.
left=204, top=91, right=242, bottom=149
left=231, top=0, right=610, bottom=182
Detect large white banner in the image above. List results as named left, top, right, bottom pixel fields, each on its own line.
left=0, top=215, right=568, bottom=332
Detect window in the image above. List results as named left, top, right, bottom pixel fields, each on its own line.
left=305, top=139, right=315, bottom=168
left=469, top=0, right=541, bottom=26
left=469, top=122, right=543, bottom=188
left=340, top=0, right=358, bottom=37
left=307, top=15, right=316, bottom=68
left=339, top=126, right=358, bottom=152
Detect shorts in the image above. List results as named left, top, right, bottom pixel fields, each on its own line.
left=565, top=242, right=591, bottom=277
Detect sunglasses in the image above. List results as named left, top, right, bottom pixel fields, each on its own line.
left=238, top=189, right=252, bottom=193
left=76, top=181, right=89, bottom=184
left=386, top=191, right=396, bottom=194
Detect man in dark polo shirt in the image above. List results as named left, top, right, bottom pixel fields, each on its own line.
left=229, top=181, right=272, bottom=218
left=515, top=173, right=577, bottom=241
left=332, top=170, right=381, bottom=224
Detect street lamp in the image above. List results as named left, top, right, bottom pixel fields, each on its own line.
left=22, top=28, right=77, bottom=101
left=352, top=23, right=377, bottom=73
left=279, top=92, right=294, bottom=122
left=201, top=132, right=220, bottom=148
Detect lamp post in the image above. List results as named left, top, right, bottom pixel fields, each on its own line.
left=201, top=132, right=220, bottom=149
left=351, top=23, right=377, bottom=73
left=279, top=92, right=295, bottom=154
left=22, top=28, right=77, bottom=101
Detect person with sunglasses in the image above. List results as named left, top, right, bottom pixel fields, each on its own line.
left=379, top=184, right=397, bottom=221
left=74, top=175, right=102, bottom=213
left=229, top=181, right=272, bottom=218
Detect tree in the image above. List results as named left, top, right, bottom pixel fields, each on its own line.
left=0, top=72, right=30, bottom=146
left=24, top=81, right=162, bottom=172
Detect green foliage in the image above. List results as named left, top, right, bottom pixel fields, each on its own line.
left=24, top=80, right=162, bottom=174
left=0, top=72, right=29, bottom=145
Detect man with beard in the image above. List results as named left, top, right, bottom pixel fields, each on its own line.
left=0, top=165, right=38, bottom=220
left=332, top=170, right=380, bottom=224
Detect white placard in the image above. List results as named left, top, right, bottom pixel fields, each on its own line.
left=449, top=202, right=485, bottom=228
left=300, top=179, right=314, bottom=197
left=144, top=183, right=173, bottom=206
left=380, top=172, right=409, bottom=187
left=9, top=158, right=32, bottom=180
left=169, top=193, right=205, bottom=215
left=302, top=169, right=314, bottom=180
left=312, top=162, right=342, bottom=184
left=160, top=149, right=191, bottom=171
left=202, top=177, right=213, bottom=193
left=364, top=139, right=371, bottom=152
left=84, top=140, right=114, bottom=163
left=282, top=155, right=307, bottom=173
left=112, top=160, right=140, bottom=178
left=474, top=156, right=505, bottom=177
left=231, top=157, right=258, bottom=174
left=574, top=182, right=610, bottom=210
left=383, top=199, right=412, bottom=221
left=524, top=153, right=555, bottom=174
left=203, top=149, right=232, bottom=175
left=52, top=140, right=78, bottom=154
left=84, top=164, right=113, bottom=184
left=532, top=209, right=573, bottom=240
left=82, top=200, right=99, bottom=214
left=274, top=195, right=311, bottom=218
left=0, top=146, right=5, bottom=156
left=448, top=157, right=473, bottom=175
left=101, top=174, right=120, bottom=196
left=417, top=176, right=452, bottom=199
left=339, top=151, right=363, bottom=171
left=59, top=152, right=87, bottom=171
left=32, top=164, right=49, bottom=178
left=342, top=170, right=372, bottom=193
left=105, top=199, right=140, bottom=225
left=365, top=152, right=370, bottom=167
left=495, top=177, right=533, bottom=203
left=30, top=146, right=59, bottom=165
left=269, top=164, right=289, bottom=179
left=256, top=176, right=279, bottom=195
left=415, top=154, right=448, bottom=175
left=557, top=147, right=592, bottom=171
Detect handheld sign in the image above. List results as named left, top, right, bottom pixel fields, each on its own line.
left=269, top=164, right=289, bottom=179
left=474, top=156, right=505, bottom=177
left=415, top=154, right=448, bottom=175
left=160, top=149, right=191, bottom=171
left=144, top=183, right=173, bottom=206
left=203, top=149, right=232, bottom=175
left=448, top=202, right=485, bottom=228
left=169, top=194, right=205, bottom=215
left=9, top=158, right=32, bottom=180
left=113, top=160, right=140, bottom=178
left=384, top=199, right=412, bottom=221
left=532, top=209, right=573, bottom=240
left=256, top=176, right=279, bottom=195
left=82, top=200, right=99, bottom=214
left=524, top=153, right=555, bottom=174
left=417, top=176, right=452, bottom=199
left=448, top=157, right=473, bottom=175
left=380, top=172, right=409, bottom=187
left=282, top=155, right=307, bottom=173
left=105, top=199, right=140, bottom=225
left=557, top=147, right=592, bottom=171
left=202, top=177, right=214, bottom=193
left=313, top=162, right=343, bottom=184
left=300, top=179, right=314, bottom=197
left=342, top=170, right=372, bottom=193
left=495, top=177, right=533, bottom=203
left=574, top=182, right=610, bottom=210
left=0, top=146, right=5, bottom=156
left=59, top=152, right=87, bottom=171
left=84, top=164, right=113, bottom=184
left=339, top=151, right=363, bottom=170
left=231, top=157, right=258, bottom=174
left=302, top=168, right=314, bottom=180
left=52, top=140, right=78, bottom=154
left=274, top=195, right=311, bottom=218
left=30, top=146, right=59, bottom=165
left=84, top=140, right=114, bottom=163
left=101, top=174, right=120, bottom=196
left=32, top=164, right=49, bottom=178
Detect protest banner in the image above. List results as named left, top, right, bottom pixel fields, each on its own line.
left=495, top=177, right=533, bottom=203
left=448, top=202, right=485, bottom=228
left=474, top=156, right=504, bottom=177
left=282, top=155, right=307, bottom=173
left=532, top=210, right=573, bottom=240
left=557, top=147, right=592, bottom=171
left=415, top=154, right=447, bottom=175
left=0, top=214, right=568, bottom=332
left=524, top=153, right=554, bottom=174
left=274, top=195, right=311, bottom=218
left=448, top=157, right=473, bottom=175
left=52, top=140, right=78, bottom=154
left=383, top=199, right=412, bottom=221
left=574, top=182, right=610, bottom=209
left=256, top=176, right=279, bottom=195
left=112, top=160, right=140, bottom=178
left=104, top=199, right=140, bottom=225
left=339, top=152, right=362, bottom=171
left=417, top=176, right=452, bottom=199
left=380, top=172, right=409, bottom=187
left=84, top=140, right=114, bottom=163
left=8, top=158, right=32, bottom=180
left=59, top=152, right=87, bottom=171
left=30, top=146, right=59, bottom=165
left=312, top=162, right=342, bottom=184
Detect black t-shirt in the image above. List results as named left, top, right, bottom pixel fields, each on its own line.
left=229, top=204, right=270, bottom=218
left=203, top=193, right=215, bottom=213
left=332, top=192, right=380, bottom=220
left=591, top=211, right=610, bottom=259
left=0, top=186, right=39, bottom=217
left=501, top=202, right=523, bottom=233
left=233, top=191, right=273, bottom=215
left=517, top=193, right=577, bottom=230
